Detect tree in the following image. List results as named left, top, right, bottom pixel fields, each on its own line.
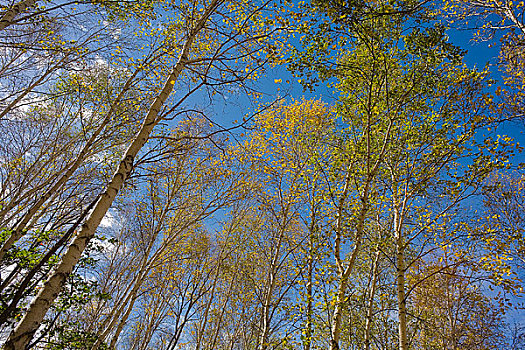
left=482, top=171, right=525, bottom=270
left=232, top=100, right=332, bottom=349
left=411, top=256, right=507, bottom=349
left=444, top=0, right=525, bottom=119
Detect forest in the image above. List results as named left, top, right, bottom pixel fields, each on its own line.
left=0, top=0, right=524, bottom=349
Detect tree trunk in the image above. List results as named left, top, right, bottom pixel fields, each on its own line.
left=329, top=168, right=371, bottom=350
left=258, top=262, right=277, bottom=350
left=206, top=271, right=238, bottom=350
left=304, top=215, right=315, bottom=350
left=395, top=203, right=407, bottom=350
left=108, top=293, right=137, bottom=350
left=195, top=265, right=220, bottom=350
left=364, top=249, right=380, bottom=350
left=0, top=53, right=70, bottom=120
left=329, top=280, right=346, bottom=350
left=0, top=198, right=97, bottom=327
left=0, top=0, right=37, bottom=31
left=397, top=242, right=407, bottom=350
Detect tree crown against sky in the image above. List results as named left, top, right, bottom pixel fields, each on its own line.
left=0, top=0, right=524, bottom=349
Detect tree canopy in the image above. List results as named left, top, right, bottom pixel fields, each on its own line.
left=0, top=0, right=524, bottom=349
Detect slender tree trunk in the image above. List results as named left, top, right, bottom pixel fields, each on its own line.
left=2, top=2, right=221, bottom=347
left=364, top=249, right=380, bottom=350
left=195, top=265, right=220, bottom=350
left=258, top=262, right=277, bottom=350
left=327, top=110, right=391, bottom=349
left=0, top=0, right=37, bottom=31
left=92, top=254, right=152, bottom=350
left=108, top=293, right=137, bottom=350
left=304, top=212, right=315, bottom=350
left=93, top=193, right=175, bottom=350
left=207, top=271, right=238, bottom=350
left=396, top=241, right=407, bottom=350
left=0, top=166, right=61, bottom=227
left=305, top=257, right=313, bottom=350
left=330, top=280, right=346, bottom=350
left=394, top=201, right=407, bottom=350
left=329, top=170, right=351, bottom=350
left=0, top=198, right=97, bottom=326
left=330, top=181, right=372, bottom=350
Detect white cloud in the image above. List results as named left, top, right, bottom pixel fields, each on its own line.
left=100, top=210, right=116, bottom=228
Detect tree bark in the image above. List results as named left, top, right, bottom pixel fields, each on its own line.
left=364, top=249, right=380, bottom=350
left=393, top=194, right=408, bottom=350
left=0, top=198, right=97, bottom=327
left=304, top=207, right=316, bottom=350
left=396, top=241, right=407, bottom=350
left=0, top=0, right=37, bottom=31
left=258, top=251, right=278, bottom=350
left=329, top=281, right=346, bottom=350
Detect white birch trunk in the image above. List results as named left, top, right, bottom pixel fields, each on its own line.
left=364, top=249, right=380, bottom=350
left=392, top=187, right=408, bottom=350
left=396, top=240, right=407, bottom=350
left=329, top=173, right=370, bottom=350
